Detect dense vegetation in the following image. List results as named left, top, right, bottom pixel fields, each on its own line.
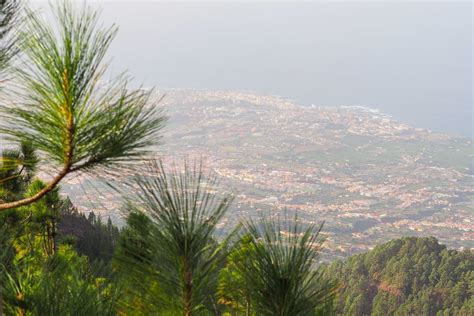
left=0, top=1, right=472, bottom=315
left=324, top=237, right=474, bottom=315
left=0, top=2, right=334, bottom=314
left=0, top=150, right=336, bottom=315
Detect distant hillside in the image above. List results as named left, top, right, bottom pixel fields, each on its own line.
left=324, top=237, right=473, bottom=315
left=58, top=202, right=119, bottom=264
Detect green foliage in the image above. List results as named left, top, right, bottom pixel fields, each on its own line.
left=224, top=214, right=337, bottom=316
left=0, top=0, right=20, bottom=76
left=4, top=1, right=165, bottom=169
left=324, top=237, right=474, bottom=316
left=0, top=141, right=38, bottom=202
left=3, top=245, right=119, bottom=316
left=217, top=235, right=254, bottom=315
left=0, top=146, right=121, bottom=315
left=21, top=179, right=62, bottom=256
left=0, top=0, right=166, bottom=210
left=115, top=160, right=234, bottom=315
left=114, top=211, right=167, bottom=315
left=58, top=203, right=120, bottom=265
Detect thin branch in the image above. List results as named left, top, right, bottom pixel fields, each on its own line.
left=0, top=136, right=73, bottom=210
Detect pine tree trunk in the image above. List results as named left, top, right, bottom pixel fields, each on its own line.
left=183, top=258, right=193, bottom=316
left=0, top=291, right=4, bottom=316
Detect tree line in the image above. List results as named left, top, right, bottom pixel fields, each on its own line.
left=323, top=237, right=473, bottom=315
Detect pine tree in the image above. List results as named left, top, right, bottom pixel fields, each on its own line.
left=232, top=214, right=337, bottom=316
left=115, top=160, right=234, bottom=315
left=0, top=1, right=166, bottom=211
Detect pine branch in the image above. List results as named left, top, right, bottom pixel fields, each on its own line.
left=0, top=1, right=166, bottom=211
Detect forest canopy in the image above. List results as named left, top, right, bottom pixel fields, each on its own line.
left=323, top=237, right=474, bottom=316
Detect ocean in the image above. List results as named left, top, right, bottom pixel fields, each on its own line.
left=31, top=1, right=474, bottom=138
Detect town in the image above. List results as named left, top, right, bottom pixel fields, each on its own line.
left=64, top=90, right=474, bottom=260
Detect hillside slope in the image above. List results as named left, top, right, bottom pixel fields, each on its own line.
left=324, top=237, right=473, bottom=315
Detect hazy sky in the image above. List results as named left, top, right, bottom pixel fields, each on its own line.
left=31, top=1, right=473, bottom=137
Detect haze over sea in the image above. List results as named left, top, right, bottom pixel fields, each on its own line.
left=33, top=1, right=472, bottom=138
